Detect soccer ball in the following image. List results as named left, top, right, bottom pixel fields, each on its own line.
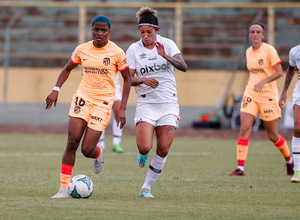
left=68, top=174, right=94, bottom=199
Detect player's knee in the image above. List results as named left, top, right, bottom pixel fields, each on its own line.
left=66, top=136, right=80, bottom=152
left=81, top=147, right=93, bottom=158
left=157, top=147, right=169, bottom=157
left=268, top=133, right=279, bottom=143
left=138, top=147, right=151, bottom=155
left=240, top=126, right=251, bottom=138
left=137, top=141, right=152, bottom=155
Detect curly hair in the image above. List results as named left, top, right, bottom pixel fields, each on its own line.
left=136, top=6, right=158, bottom=28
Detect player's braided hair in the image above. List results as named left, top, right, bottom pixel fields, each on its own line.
left=136, top=6, right=159, bottom=28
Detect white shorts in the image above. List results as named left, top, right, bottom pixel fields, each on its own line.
left=114, top=73, right=122, bottom=101
left=292, top=80, right=300, bottom=106
left=134, top=102, right=180, bottom=128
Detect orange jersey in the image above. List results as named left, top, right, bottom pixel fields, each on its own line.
left=244, top=42, right=281, bottom=102
left=71, top=40, right=128, bottom=104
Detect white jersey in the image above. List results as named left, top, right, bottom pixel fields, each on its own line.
left=290, top=44, right=300, bottom=104
left=289, top=44, right=300, bottom=79
left=126, top=35, right=181, bottom=103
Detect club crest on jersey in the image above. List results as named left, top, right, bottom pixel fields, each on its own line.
left=140, top=62, right=170, bottom=75
left=74, top=106, right=81, bottom=114
left=258, top=59, right=264, bottom=66
left=103, top=58, right=110, bottom=66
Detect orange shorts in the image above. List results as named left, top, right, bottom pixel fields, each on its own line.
left=69, top=94, right=112, bottom=131
left=240, top=95, right=281, bottom=121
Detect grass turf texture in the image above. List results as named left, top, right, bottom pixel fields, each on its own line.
left=0, top=133, right=299, bottom=220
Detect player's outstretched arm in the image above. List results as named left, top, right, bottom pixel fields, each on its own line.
left=45, top=59, right=77, bottom=109
left=117, top=67, right=131, bottom=129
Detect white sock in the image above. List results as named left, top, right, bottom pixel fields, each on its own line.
left=286, top=158, right=293, bottom=164
left=237, top=166, right=244, bottom=171
left=97, top=130, right=105, bottom=150
left=292, top=136, right=300, bottom=171
left=112, top=120, right=122, bottom=145
left=142, top=154, right=167, bottom=190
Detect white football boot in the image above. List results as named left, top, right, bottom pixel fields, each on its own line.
left=51, top=188, right=68, bottom=198
left=93, top=153, right=104, bottom=174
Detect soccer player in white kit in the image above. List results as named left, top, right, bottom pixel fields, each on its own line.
left=279, top=44, right=300, bottom=182
left=126, top=6, right=187, bottom=198
left=97, top=73, right=125, bottom=153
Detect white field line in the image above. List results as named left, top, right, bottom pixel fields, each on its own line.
left=0, top=152, right=210, bottom=157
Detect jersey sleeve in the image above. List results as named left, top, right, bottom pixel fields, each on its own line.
left=289, top=47, right=296, bottom=67
left=126, top=44, right=136, bottom=70
left=165, top=38, right=181, bottom=57
left=71, top=46, right=82, bottom=64
left=268, top=45, right=281, bottom=67
left=116, top=49, right=129, bottom=71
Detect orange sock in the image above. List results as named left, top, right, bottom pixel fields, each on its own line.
left=60, top=164, right=73, bottom=189
left=273, top=135, right=291, bottom=162
left=237, top=138, right=249, bottom=167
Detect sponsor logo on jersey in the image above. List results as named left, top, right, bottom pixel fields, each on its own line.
left=122, top=58, right=127, bottom=66
left=137, top=118, right=143, bottom=123
left=91, top=116, right=103, bottom=122
left=264, top=109, right=273, bottom=113
left=140, top=62, right=170, bottom=75
left=250, top=68, right=265, bottom=74
left=103, top=57, right=110, bottom=66
left=139, top=53, right=147, bottom=59
left=258, top=59, right=264, bottom=65
left=148, top=56, right=157, bottom=61
left=83, top=67, right=108, bottom=74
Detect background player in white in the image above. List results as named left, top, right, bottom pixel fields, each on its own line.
left=126, top=6, right=187, bottom=198
left=97, top=73, right=124, bottom=153
left=279, top=44, right=300, bottom=182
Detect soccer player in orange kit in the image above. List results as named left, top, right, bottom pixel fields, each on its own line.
left=229, top=23, right=293, bottom=176
left=46, top=16, right=131, bottom=198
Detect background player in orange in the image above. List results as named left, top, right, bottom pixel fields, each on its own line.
left=46, top=16, right=131, bottom=198
left=279, top=44, right=300, bottom=182
left=229, top=23, right=293, bottom=176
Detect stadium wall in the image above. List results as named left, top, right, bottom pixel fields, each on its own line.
left=0, top=67, right=296, bottom=128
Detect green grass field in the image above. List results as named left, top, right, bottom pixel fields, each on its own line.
left=1, top=132, right=300, bottom=220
